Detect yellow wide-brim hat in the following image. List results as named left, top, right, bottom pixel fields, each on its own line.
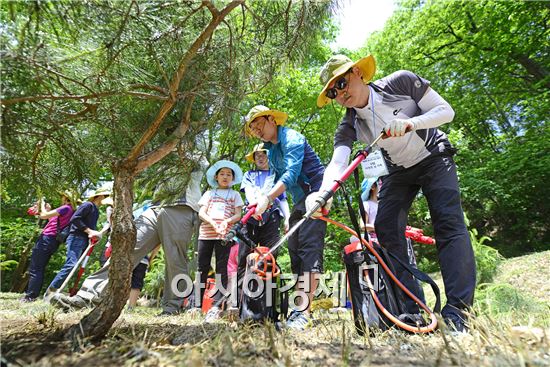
left=244, top=105, right=288, bottom=137
left=58, top=189, right=80, bottom=210
left=317, top=54, right=376, bottom=108
left=245, top=143, right=268, bottom=163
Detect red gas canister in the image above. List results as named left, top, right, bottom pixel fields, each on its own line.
left=201, top=278, right=216, bottom=314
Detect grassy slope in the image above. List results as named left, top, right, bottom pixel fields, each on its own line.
left=1, top=251, right=549, bottom=366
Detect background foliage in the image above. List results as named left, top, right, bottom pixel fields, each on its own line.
left=1, top=0, right=548, bottom=295
left=363, top=0, right=549, bottom=256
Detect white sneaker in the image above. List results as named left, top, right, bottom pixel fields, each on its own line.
left=286, top=310, right=311, bottom=330
left=204, top=307, right=222, bottom=323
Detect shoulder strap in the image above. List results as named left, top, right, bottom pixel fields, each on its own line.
left=345, top=159, right=441, bottom=314
left=383, top=249, right=441, bottom=313
left=353, top=167, right=370, bottom=241
left=340, top=182, right=362, bottom=242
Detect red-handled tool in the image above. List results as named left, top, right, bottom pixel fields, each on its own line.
left=223, top=204, right=257, bottom=244
left=56, top=237, right=100, bottom=296
left=264, top=132, right=386, bottom=258
left=406, top=226, right=436, bottom=245
left=69, top=237, right=99, bottom=296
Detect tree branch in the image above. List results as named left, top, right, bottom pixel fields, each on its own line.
left=511, top=53, right=550, bottom=89
left=128, top=83, right=169, bottom=95
left=125, top=0, right=244, bottom=164
left=135, top=95, right=196, bottom=173
left=482, top=89, right=514, bottom=134
left=203, top=0, right=219, bottom=17
left=59, top=102, right=99, bottom=118
left=1, top=90, right=168, bottom=105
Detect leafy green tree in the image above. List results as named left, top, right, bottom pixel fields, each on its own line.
left=1, top=0, right=336, bottom=337
left=363, top=0, right=549, bottom=255
left=1, top=0, right=335, bottom=339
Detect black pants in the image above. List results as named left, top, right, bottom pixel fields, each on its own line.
left=239, top=210, right=282, bottom=266
left=197, top=239, right=231, bottom=303
left=375, top=153, right=476, bottom=319
left=288, top=199, right=327, bottom=275
left=231, top=210, right=283, bottom=308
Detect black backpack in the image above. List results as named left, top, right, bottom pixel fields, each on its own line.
left=341, top=169, right=441, bottom=335
left=344, top=241, right=398, bottom=332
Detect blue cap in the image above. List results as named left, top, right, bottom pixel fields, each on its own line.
left=206, top=160, right=243, bottom=188
left=361, top=177, right=379, bottom=201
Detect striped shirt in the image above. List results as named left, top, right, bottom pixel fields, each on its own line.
left=198, top=189, right=243, bottom=240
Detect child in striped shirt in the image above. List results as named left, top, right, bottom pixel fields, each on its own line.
left=197, top=160, right=243, bottom=321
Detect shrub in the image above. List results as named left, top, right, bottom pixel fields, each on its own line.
left=475, top=283, right=550, bottom=327
left=470, top=228, right=503, bottom=285
left=143, top=250, right=165, bottom=303
left=0, top=216, right=42, bottom=291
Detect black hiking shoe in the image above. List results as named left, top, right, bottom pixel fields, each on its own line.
left=398, top=313, right=427, bottom=328
left=19, top=295, right=37, bottom=303
left=444, top=313, right=468, bottom=333
left=49, top=293, right=93, bottom=311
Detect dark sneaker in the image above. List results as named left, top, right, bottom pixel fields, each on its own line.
left=444, top=313, right=468, bottom=333
left=49, top=293, right=92, bottom=311
left=398, top=313, right=427, bottom=327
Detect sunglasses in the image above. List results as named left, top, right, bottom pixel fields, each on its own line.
left=325, top=69, right=352, bottom=99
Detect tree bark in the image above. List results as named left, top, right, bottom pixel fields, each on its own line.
left=65, top=165, right=136, bottom=341
left=10, top=225, right=42, bottom=292
left=62, top=0, right=244, bottom=343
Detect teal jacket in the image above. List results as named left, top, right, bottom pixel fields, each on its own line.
left=264, top=126, right=325, bottom=203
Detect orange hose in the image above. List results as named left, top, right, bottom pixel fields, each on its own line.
left=319, top=216, right=438, bottom=333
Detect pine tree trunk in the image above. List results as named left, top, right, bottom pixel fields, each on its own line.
left=65, top=165, right=136, bottom=341
left=9, top=245, right=32, bottom=293
left=10, top=222, right=42, bottom=292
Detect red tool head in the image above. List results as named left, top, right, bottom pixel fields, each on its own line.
left=247, top=246, right=280, bottom=280
left=27, top=206, right=39, bottom=216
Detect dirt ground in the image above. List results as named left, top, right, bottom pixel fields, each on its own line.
left=2, top=252, right=550, bottom=366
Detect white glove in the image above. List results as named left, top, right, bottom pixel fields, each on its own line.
left=305, top=191, right=333, bottom=218
left=384, top=119, right=414, bottom=137
left=254, top=194, right=271, bottom=218
left=88, top=229, right=102, bottom=241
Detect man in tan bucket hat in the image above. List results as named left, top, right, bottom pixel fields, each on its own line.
left=307, top=54, right=476, bottom=333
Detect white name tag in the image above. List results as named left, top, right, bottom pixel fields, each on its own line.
left=361, top=149, right=389, bottom=178
left=210, top=202, right=227, bottom=220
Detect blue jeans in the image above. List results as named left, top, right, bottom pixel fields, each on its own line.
left=48, top=234, right=89, bottom=290
left=25, top=234, right=60, bottom=299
